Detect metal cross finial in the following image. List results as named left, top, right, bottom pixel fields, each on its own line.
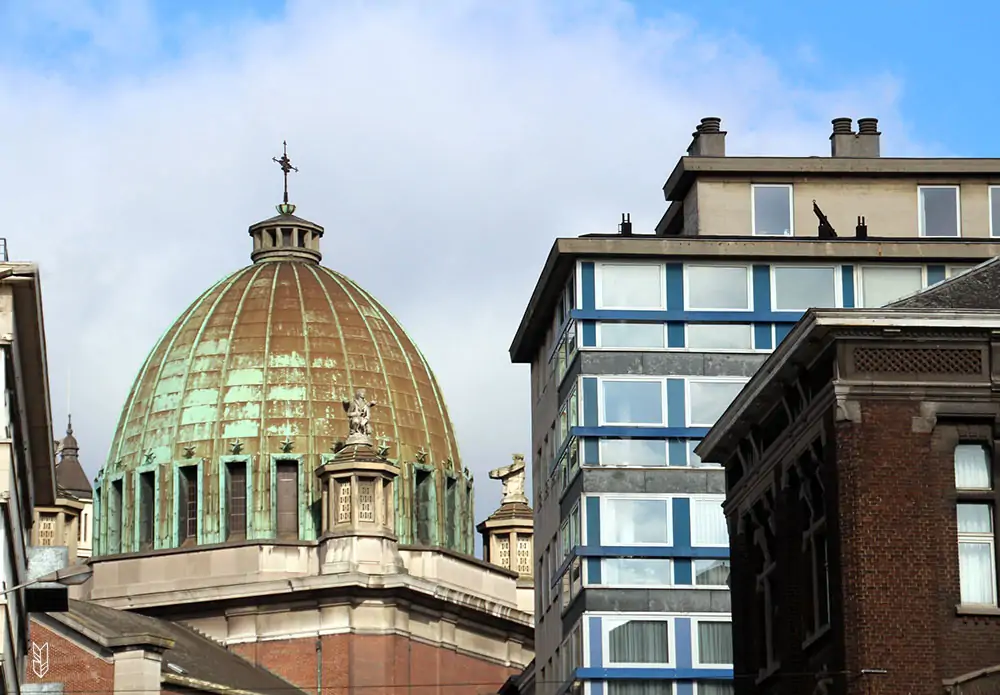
left=272, top=140, right=299, bottom=204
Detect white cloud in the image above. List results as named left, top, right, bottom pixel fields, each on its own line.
left=0, top=0, right=924, bottom=520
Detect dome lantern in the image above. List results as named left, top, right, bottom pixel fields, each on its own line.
left=248, top=141, right=325, bottom=264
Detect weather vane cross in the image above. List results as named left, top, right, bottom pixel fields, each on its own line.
left=272, top=140, right=298, bottom=205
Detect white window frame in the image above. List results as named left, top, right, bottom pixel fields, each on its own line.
left=685, top=377, right=750, bottom=428
left=599, top=494, right=673, bottom=547
left=957, top=502, right=997, bottom=607
left=684, top=323, right=755, bottom=352
left=769, top=264, right=842, bottom=312
left=690, top=495, right=729, bottom=548
left=596, top=322, right=669, bottom=350
left=598, top=438, right=669, bottom=468
left=601, top=614, right=676, bottom=668
left=990, top=186, right=1000, bottom=238
left=688, top=439, right=721, bottom=468
left=598, top=377, right=667, bottom=427
left=683, top=264, right=754, bottom=312
left=751, top=184, right=794, bottom=237
left=594, top=261, right=667, bottom=311
left=691, top=616, right=735, bottom=669
left=918, top=185, right=962, bottom=238
left=855, top=265, right=926, bottom=309
left=596, top=557, right=674, bottom=589
left=692, top=558, right=732, bottom=589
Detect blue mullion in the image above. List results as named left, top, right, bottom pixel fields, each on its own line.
left=675, top=617, right=693, bottom=670
left=666, top=263, right=684, bottom=310
left=674, top=558, right=693, bottom=584
left=573, top=426, right=711, bottom=439
left=588, top=615, right=603, bottom=666
left=667, top=322, right=685, bottom=348
left=668, top=438, right=688, bottom=467
left=673, top=497, right=691, bottom=550
left=753, top=323, right=772, bottom=350
left=585, top=496, right=601, bottom=545
left=582, top=320, right=597, bottom=347
left=752, top=265, right=771, bottom=311
left=582, top=378, right=598, bottom=426
left=841, top=265, right=856, bottom=308
left=582, top=262, right=596, bottom=310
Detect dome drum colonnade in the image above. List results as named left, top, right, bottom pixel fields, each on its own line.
left=92, top=200, right=476, bottom=558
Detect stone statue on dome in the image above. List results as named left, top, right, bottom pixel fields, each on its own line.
left=343, top=390, right=377, bottom=445
left=489, top=454, right=528, bottom=505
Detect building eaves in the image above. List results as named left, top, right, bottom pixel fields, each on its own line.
left=696, top=308, right=1000, bottom=466
left=507, top=236, right=1000, bottom=364
left=662, top=156, right=1000, bottom=202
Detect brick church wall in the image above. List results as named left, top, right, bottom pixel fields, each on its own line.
left=230, top=633, right=520, bottom=695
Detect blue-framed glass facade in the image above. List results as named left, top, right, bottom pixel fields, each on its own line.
left=539, top=256, right=974, bottom=695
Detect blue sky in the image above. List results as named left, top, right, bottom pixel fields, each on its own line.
left=3, top=1, right=998, bottom=155
left=0, top=0, right=995, bottom=515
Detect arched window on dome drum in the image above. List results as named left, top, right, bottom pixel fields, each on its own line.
left=444, top=476, right=457, bottom=548
left=108, top=479, right=123, bottom=554
left=414, top=469, right=433, bottom=545
left=178, top=466, right=198, bottom=545
left=226, top=461, right=247, bottom=541
left=138, top=471, right=155, bottom=551
left=276, top=462, right=299, bottom=539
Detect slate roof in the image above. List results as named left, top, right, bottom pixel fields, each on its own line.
left=54, top=418, right=92, bottom=499
left=47, top=600, right=303, bottom=695
left=890, top=257, right=1000, bottom=310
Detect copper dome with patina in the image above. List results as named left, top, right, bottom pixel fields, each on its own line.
left=96, top=192, right=474, bottom=555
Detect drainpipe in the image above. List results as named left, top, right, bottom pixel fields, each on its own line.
left=315, top=636, right=323, bottom=695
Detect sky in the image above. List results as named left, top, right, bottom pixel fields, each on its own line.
left=1, top=0, right=997, bottom=521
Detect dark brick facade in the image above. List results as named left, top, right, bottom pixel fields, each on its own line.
left=699, top=308, right=1000, bottom=695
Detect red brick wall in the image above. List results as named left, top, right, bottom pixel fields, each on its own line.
left=835, top=400, right=1000, bottom=695
left=25, top=620, right=114, bottom=694
left=232, top=633, right=520, bottom=695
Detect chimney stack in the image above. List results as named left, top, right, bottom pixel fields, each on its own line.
left=855, top=117, right=881, bottom=157
left=619, top=213, right=633, bottom=236
left=830, top=117, right=881, bottom=158
left=687, top=117, right=726, bottom=157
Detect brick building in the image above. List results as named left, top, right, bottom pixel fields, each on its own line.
left=697, top=258, right=1000, bottom=695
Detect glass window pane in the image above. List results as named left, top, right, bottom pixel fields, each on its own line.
left=753, top=185, right=792, bottom=236
left=947, top=265, right=976, bottom=279
left=691, top=498, right=728, bottom=546
left=959, top=541, right=996, bottom=604
left=600, top=322, right=665, bottom=349
left=992, top=188, right=1000, bottom=237
left=603, top=558, right=672, bottom=586
left=955, top=444, right=991, bottom=489
left=694, top=559, right=731, bottom=587
left=772, top=266, right=838, bottom=311
left=687, top=266, right=750, bottom=310
left=603, top=498, right=670, bottom=544
left=599, top=264, right=664, bottom=309
left=686, top=324, right=753, bottom=350
left=698, top=684, right=735, bottom=695
left=688, top=380, right=746, bottom=426
left=689, top=440, right=721, bottom=468
left=600, top=439, right=667, bottom=467
left=859, top=266, right=923, bottom=308
left=608, top=681, right=674, bottom=695
left=697, top=621, right=733, bottom=665
left=602, top=380, right=664, bottom=425
left=920, top=187, right=959, bottom=237
left=958, top=504, right=993, bottom=533
left=608, top=620, right=670, bottom=664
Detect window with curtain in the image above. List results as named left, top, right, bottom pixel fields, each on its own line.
left=607, top=682, right=674, bottom=695
left=691, top=497, right=729, bottom=546
left=598, top=264, right=665, bottom=309
left=694, top=559, right=731, bottom=587
left=607, top=619, right=671, bottom=664
left=697, top=621, right=733, bottom=666
left=602, top=498, right=671, bottom=545
left=697, top=683, right=735, bottom=695
left=955, top=443, right=997, bottom=605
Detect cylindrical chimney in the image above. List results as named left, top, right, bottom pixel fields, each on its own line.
left=857, top=117, right=879, bottom=134
left=832, top=117, right=853, bottom=134
left=699, top=117, right=722, bottom=134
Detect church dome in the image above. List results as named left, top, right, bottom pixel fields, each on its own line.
left=95, top=180, right=474, bottom=557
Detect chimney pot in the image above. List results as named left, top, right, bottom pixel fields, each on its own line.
left=699, top=117, right=722, bottom=134
left=831, top=117, right=853, bottom=135
left=687, top=117, right=727, bottom=157
left=857, top=117, right=879, bottom=134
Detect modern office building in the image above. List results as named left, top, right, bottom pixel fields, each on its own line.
left=508, top=117, right=1000, bottom=695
